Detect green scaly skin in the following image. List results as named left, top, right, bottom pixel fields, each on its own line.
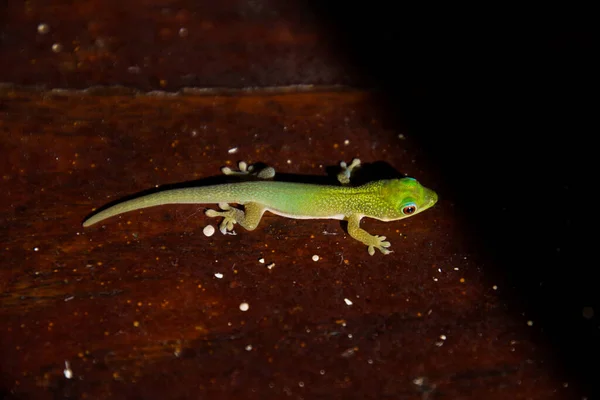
left=83, top=161, right=437, bottom=255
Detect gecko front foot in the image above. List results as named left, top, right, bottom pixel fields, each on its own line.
left=221, top=161, right=275, bottom=179
left=367, top=235, right=392, bottom=256
left=205, top=203, right=239, bottom=234
left=337, top=158, right=361, bottom=185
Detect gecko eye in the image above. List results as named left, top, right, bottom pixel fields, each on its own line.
left=402, top=203, right=417, bottom=215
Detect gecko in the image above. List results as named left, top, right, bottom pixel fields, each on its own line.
left=82, top=159, right=438, bottom=255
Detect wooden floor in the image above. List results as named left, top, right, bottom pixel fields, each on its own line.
left=0, top=2, right=595, bottom=399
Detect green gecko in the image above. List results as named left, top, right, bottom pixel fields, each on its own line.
left=83, top=159, right=437, bottom=255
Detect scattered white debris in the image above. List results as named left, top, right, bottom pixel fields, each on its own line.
left=527, top=320, right=534, bottom=326
left=344, top=298, right=353, bottom=306
left=239, top=302, right=249, bottom=311
left=33, top=247, right=39, bottom=252
left=413, top=377, right=425, bottom=386
left=287, top=159, right=292, bottom=164
left=320, top=369, right=325, bottom=375
left=52, top=43, right=62, bottom=53
left=37, top=23, right=50, bottom=35
left=258, top=258, right=265, bottom=264
left=298, top=381, right=305, bottom=387
left=214, top=273, right=224, bottom=279
left=398, top=134, right=406, bottom=140
left=492, top=285, right=498, bottom=290
left=63, top=361, right=73, bottom=379
left=245, top=344, right=253, bottom=351
left=228, top=147, right=238, bottom=154
left=64, top=296, right=74, bottom=302
left=341, top=347, right=356, bottom=358
left=439, top=334, right=447, bottom=341
left=312, top=255, right=319, bottom=262
left=203, top=225, right=215, bottom=237
left=267, top=263, right=275, bottom=270
left=343, top=139, right=350, bottom=145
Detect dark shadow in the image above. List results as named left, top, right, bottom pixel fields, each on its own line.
left=305, top=2, right=596, bottom=397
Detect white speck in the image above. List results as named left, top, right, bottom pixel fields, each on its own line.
left=191, top=130, right=198, bottom=137
left=492, top=285, right=498, bottom=290
left=344, top=139, right=350, bottom=145
left=228, top=147, right=238, bottom=154
left=287, top=159, right=292, bottom=164
left=178, top=27, right=188, bottom=37
left=454, top=267, right=459, bottom=271
left=320, top=369, right=325, bottom=375
left=203, top=225, right=215, bottom=237
left=398, top=133, right=406, bottom=140
left=51, top=43, right=62, bottom=53
left=433, top=277, right=438, bottom=282
left=33, top=247, right=39, bottom=252
left=258, top=258, right=265, bottom=264
left=341, top=347, right=356, bottom=357
left=527, top=320, right=534, bottom=326
left=435, top=340, right=444, bottom=347
left=413, top=377, right=425, bottom=386
left=347, top=334, right=353, bottom=339
left=239, top=302, right=249, bottom=311
left=312, top=255, right=319, bottom=262
left=214, top=273, right=224, bottom=279
left=439, top=334, right=447, bottom=340
left=37, top=23, right=50, bottom=34
left=344, top=298, right=353, bottom=306
left=127, top=66, right=141, bottom=74
left=367, top=359, right=373, bottom=364
left=63, top=361, right=73, bottom=379
left=438, top=268, right=442, bottom=273
left=64, top=296, right=74, bottom=302
left=245, top=344, right=252, bottom=351
left=267, top=263, right=275, bottom=270
left=298, top=381, right=304, bottom=388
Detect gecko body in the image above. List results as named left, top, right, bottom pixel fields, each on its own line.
left=83, top=160, right=437, bottom=255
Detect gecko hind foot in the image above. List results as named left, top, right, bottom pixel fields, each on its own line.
left=205, top=203, right=239, bottom=234
left=221, top=161, right=275, bottom=179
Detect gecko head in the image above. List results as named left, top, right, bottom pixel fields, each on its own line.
left=380, top=177, right=438, bottom=220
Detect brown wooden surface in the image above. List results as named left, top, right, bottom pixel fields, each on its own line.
left=0, top=0, right=356, bottom=90
left=1, top=1, right=596, bottom=399
left=0, top=87, right=571, bottom=399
